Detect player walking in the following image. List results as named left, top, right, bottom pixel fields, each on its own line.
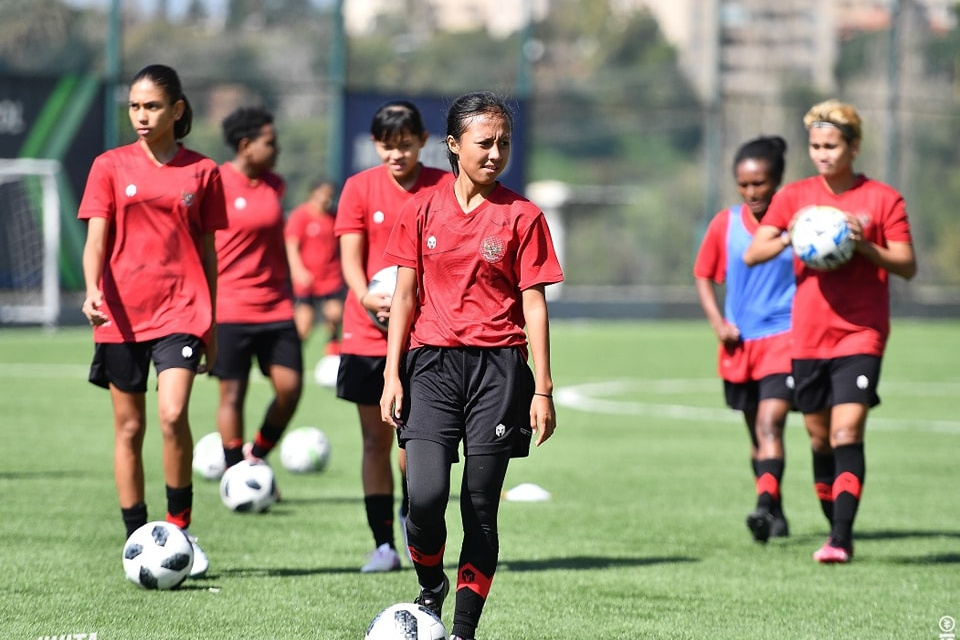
left=79, top=64, right=226, bottom=577
left=334, top=100, right=451, bottom=572
left=694, top=135, right=794, bottom=543
left=744, top=99, right=916, bottom=563
left=381, top=91, right=564, bottom=640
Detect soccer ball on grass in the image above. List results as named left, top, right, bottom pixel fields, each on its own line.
left=279, top=426, right=331, bottom=473
left=192, top=431, right=225, bottom=481
left=365, top=603, right=448, bottom=640
left=219, top=460, right=278, bottom=513
left=789, top=205, right=855, bottom=271
left=122, top=521, right=194, bottom=590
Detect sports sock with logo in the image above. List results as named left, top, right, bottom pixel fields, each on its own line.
left=831, top=443, right=865, bottom=549
left=812, top=449, right=835, bottom=525
left=251, top=422, right=285, bottom=459
left=755, top=458, right=784, bottom=512
left=165, top=485, right=193, bottom=530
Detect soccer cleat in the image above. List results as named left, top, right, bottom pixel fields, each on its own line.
left=361, top=543, right=401, bottom=573
left=414, top=574, right=449, bottom=619
left=184, top=530, right=209, bottom=577
left=813, top=539, right=853, bottom=564
left=746, top=509, right=774, bottom=543
left=769, top=514, right=790, bottom=538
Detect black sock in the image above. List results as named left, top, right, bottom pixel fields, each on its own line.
left=365, top=494, right=396, bottom=549
left=121, top=502, right=148, bottom=538
left=251, top=422, right=286, bottom=459
left=224, top=443, right=244, bottom=468
left=831, top=443, right=865, bottom=549
left=755, top=458, right=784, bottom=513
left=812, top=450, right=835, bottom=526
left=166, top=484, right=193, bottom=530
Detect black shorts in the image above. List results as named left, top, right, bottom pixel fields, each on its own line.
left=89, top=334, right=204, bottom=393
left=724, top=373, right=794, bottom=412
left=397, top=346, right=535, bottom=461
left=336, top=353, right=386, bottom=405
left=792, top=355, right=882, bottom=414
left=293, top=286, right=347, bottom=308
left=210, top=321, right=303, bottom=380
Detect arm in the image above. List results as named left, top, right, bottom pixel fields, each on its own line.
left=743, top=224, right=790, bottom=266
left=523, top=285, right=556, bottom=447
left=380, top=266, right=417, bottom=428
left=81, top=217, right=110, bottom=326
left=285, top=236, right=314, bottom=288
left=846, top=213, right=917, bottom=280
left=199, top=232, right=218, bottom=374
left=694, top=276, right=740, bottom=344
left=340, top=231, right=392, bottom=320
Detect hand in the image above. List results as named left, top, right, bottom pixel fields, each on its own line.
left=380, top=376, right=404, bottom=429
left=82, top=292, right=109, bottom=327
left=716, top=321, right=741, bottom=346
left=362, top=291, right=393, bottom=325
left=530, top=395, right=556, bottom=447
left=198, top=325, right=217, bottom=375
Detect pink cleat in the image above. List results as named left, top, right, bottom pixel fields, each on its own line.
left=813, top=539, right=853, bottom=564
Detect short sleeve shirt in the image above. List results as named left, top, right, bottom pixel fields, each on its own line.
left=284, top=203, right=343, bottom=297
left=78, top=142, right=227, bottom=343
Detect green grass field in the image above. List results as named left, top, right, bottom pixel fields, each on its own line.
left=1, top=319, right=958, bottom=639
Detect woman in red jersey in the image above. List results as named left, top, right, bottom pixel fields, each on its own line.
left=211, top=106, right=303, bottom=471
left=694, top=135, right=794, bottom=544
left=381, top=92, right=563, bottom=640
left=79, top=64, right=226, bottom=578
left=334, top=100, right=451, bottom=573
left=744, top=99, right=916, bottom=564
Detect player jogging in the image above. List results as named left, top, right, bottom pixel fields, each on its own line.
left=381, top=91, right=564, bottom=640
left=694, top=135, right=794, bottom=543
left=744, top=99, right=916, bottom=563
left=334, top=100, right=451, bottom=573
left=79, top=64, right=226, bottom=578
left=212, top=106, right=303, bottom=470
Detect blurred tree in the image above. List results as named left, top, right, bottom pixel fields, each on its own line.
left=0, top=0, right=99, bottom=73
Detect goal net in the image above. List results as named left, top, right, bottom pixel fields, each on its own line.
left=0, top=159, right=61, bottom=326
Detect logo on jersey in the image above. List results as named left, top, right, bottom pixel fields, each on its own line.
left=181, top=191, right=195, bottom=207
left=125, top=184, right=137, bottom=197
left=427, top=235, right=437, bottom=250
left=495, top=423, right=506, bottom=438
left=373, top=210, right=385, bottom=224
left=480, top=236, right=505, bottom=263
left=234, top=196, right=247, bottom=210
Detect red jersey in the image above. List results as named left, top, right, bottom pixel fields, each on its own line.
left=215, top=162, right=293, bottom=324
left=334, top=164, right=451, bottom=356
left=284, top=202, right=343, bottom=297
left=764, top=175, right=912, bottom=359
left=384, top=182, right=564, bottom=350
left=78, top=143, right=227, bottom=344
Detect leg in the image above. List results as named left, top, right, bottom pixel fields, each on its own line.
left=828, top=402, right=868, bottom=552
left=805, top=409, right=835, bottom=525
left=250, top=364, right=303, bottom=459
left=754, top=397, right=790, bottom=536
left=451, top=453, right=511, bottom=640
left=110, top=386, right=148, bottom=537
left=320, top=296, right=343, bottom=354
left=156, top=367, right=197, bottom=522
left=217, top=377, right=249, bottom=467
left=359, top=403, right=402, bottom=571
left=294, top=302, right=314, bottom=342
left=405, top=439, right=453, bottom=612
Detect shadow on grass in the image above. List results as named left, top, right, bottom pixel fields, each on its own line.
left=500, top=555, right=699, bottom=572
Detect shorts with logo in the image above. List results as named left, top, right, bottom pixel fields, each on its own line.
left=210, top=320, right=303, bottom=380
left=723, top=373, right=794, bottom=413
left=397, top=345, right=535, bottom=462
left=792, top=354, right=882, bottom=413
left=336, top=354, right=386, bottom=405
left=89, top=333, right=204, bottom=392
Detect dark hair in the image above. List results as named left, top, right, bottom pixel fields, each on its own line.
left=131, top=64, right=193, bottom=140
left=221, top=106, right=274, bottom=152
left=310, top=176, right=337, bottom=192
left=370, top=100, right=426, bottom=142
left=445, top=91, right=514, bottom=175
left=732, top=135, right=787, bottom=183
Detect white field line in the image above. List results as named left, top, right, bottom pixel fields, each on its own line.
left=554, top=378, right=960, bottom=434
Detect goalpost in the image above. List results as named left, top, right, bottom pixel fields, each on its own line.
left=0, top=159, right=62, bottom=327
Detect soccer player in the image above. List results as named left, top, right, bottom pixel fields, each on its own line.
left=381, top=91, right=564, bottom=640
left=212, top=106, right=303, bottom=470
left=334, top=100, right=451, bottom=573
left=79, top=64, right=226, bottom=577
left=744, top=99, right=916, bottom=563
left=694, top=135, right=794, bottom=543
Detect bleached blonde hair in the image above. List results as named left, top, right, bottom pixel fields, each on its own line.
left=803, top=99, right=862, bottom=143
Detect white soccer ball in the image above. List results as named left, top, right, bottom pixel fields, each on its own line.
left=280, top=426, right=331, bottom=473
left=313, top=353, right=341, bottom=388
left=122, top=521, right=194, bottom=590
left=219, top=460, right=278, bottom=513
left=192, top=431, right=225, bottom=481
left=790, top=205, right=855, bottom=271
left=365, top=603, right=448, bottom=640
left=366, top=266, right=398, bottom=331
